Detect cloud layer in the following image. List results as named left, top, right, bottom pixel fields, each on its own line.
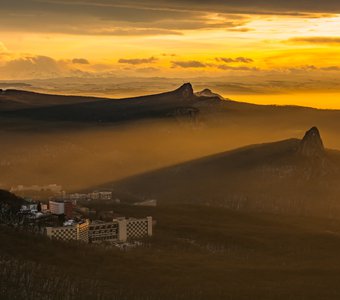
left=118, top=57, right=158, bottom=65
left=3, top=0, right=338, bottom=37
left=216, top=57, right=254, bottom=63
left=287, top=37, right=340, bottom=45
left=0, top=0, right=251, bottom=36
left=72, top=58, right=90, bottom=65
left=171, top=61, right=207, bottom=68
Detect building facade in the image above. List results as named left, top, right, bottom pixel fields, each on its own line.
left=45, top=217, right=152, bottom=244
left=126, top=217, right=153, bottom=240
left=88, top=220, right=119, bottom=243
left=45, top=219, right=89, bottom=242
left=114, top=217, right=153, bottom=242
left=49, top=200, right=74, bottom=219
left=88, top=217, right=153, bottom=243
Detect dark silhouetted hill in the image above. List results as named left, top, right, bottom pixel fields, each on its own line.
left=104, top=127, right=340, bottom=217
left=0, top=190, right=27, bottom=213
left=0, top=83, right=222, bottom=122
left=298, top=126, right=325, bottom=158
left=0, top=89, right=100, bottom=111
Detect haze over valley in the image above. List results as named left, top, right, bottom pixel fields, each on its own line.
left=2, top=83, right=340, bottom=197
left=3, top=1, right=340, bottom=299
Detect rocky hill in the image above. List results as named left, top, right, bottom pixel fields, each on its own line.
left=105, top=127, right=340, bottom=218
left=0, top=83, right=222, bottom=122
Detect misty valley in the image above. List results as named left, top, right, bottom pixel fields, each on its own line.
left=2, top=84, right=340, bottom=299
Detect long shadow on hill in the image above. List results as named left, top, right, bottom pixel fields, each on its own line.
left=97, top=127, right=340, bottom=218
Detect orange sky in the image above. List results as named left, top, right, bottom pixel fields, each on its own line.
left=1, top=1, right=340, bottom=108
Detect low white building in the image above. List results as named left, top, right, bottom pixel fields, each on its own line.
left=45, top=219, right=89, bottom=243
left=115, top=217, right=153, bottom=242
left=88, top=217, right=153, bottom=243
left=49, top=201, right=64, bottom=215
left=88, top=220, right=119, bottom=243
left=49, top=200, right=74, bottom=219
left=20, top=203, right=38, bottom=213
left=89, top=191, right=113, bottom=200
left=45, top=216, right=152, bottom=244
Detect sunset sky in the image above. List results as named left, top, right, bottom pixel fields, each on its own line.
left=2, top=0, right=340, bottom=108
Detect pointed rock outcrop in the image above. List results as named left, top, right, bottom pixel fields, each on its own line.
left=195, top=88, right=224, bottom=100
left=298, top=127, right=325, bottom=158
left=174, top=83, right=194, bottom=99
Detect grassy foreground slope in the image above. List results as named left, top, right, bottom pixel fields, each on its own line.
left=2, top=205, right=340, bottom=299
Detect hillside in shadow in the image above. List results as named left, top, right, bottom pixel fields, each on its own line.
left=104, top=127, right=340, bottom=218
left=2, top=84, right=340, bottom=192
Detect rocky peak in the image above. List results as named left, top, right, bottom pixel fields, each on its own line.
left=298, top=127, right=325, bottom=158
left=174, top=83, right=194, bottom=98
left=195, top=88, right=224, bottom=100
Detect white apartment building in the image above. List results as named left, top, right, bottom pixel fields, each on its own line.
left=115, top=217, right=153, bottom=242
left=45, top=219, right=89, bottom=243
left=89, top=191, right=113, bottom=200
left=49, top=200, right=65, bottom=215
left=49, top=200, right=74, bottom=219
left=88, top=217, right=153, bottom=243
left=88, top=220, right=119, bottom=243
left=45, top=217, right=152, bottom=244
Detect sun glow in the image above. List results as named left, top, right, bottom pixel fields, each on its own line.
left=1, top=5, right=340, bottom=108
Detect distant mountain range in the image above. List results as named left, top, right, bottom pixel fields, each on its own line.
left=102, top=127, right=340, bottom=218
left=3, top=83, right=340, bottom=201
left=2, top=82, right=340, bottom=128
left=0, top=83, right=224, bottom=122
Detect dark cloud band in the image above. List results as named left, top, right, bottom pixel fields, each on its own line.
left=2, top=0, right=337, bottom=36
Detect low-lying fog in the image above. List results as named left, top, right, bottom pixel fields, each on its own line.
left=1, top=105, right=340, bottom=192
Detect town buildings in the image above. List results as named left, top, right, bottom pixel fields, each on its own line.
left=1, top=190, right=153, bottom=245
left=64, top=191, right=113, bottom=202
left=45, top=217, right=153, bottom=243
left=11, top=184, right=63, bottom=194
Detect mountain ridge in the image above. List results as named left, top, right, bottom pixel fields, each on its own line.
left=0, top=82, right=223, bottom=122
left=98, top=127, right=340, bottom=218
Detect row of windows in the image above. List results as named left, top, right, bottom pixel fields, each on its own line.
left=89, top=225, right=118, bottom=230
left=51, top=232, right=77, bottom=240
left=89, top=229, right=117, bottom=234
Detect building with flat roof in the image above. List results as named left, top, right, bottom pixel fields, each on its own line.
left=88, top=217, right=153, bottom=243
left=49, top=200, right=74, bottom=219
left=127, top=216, right=153, bottom=240
left=114, top=217, right=153, bottom=242
left=88, top=220, right=119, bottom=243
left=45, top=216, right=152, bottom=244
left=45, top=219, right=89, bottom=242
